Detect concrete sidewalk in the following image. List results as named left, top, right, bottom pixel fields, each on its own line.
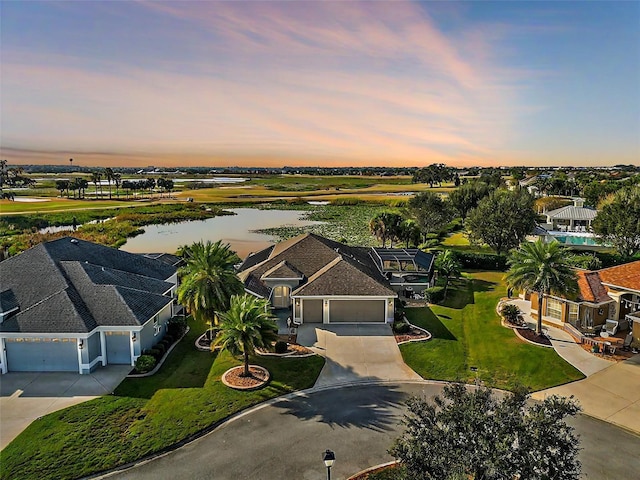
left=0, top=365, right=130, bottom=450
left=506, top=298, right=612, bottom=376
left=297, top=324, right=422, bottom=387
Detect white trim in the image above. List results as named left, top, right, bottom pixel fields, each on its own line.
left=100, top=331, right=107, bottom=366
left=601, top=283, right=640, bottom=295
left=130, top=334, right=136, bottom=366
left=0, top=337, right=7, bottom=374
left=292, top=295, right=396, bottom=300
left=80, top=356, right=103, bottom=372
left=244, top=288, right=264, bottom=298
left=77, top=339, right=84, bottom=374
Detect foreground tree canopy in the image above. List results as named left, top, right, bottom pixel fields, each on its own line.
left=466, top=189, right=536, bottom=254
left=391, top=383, right=582, bottom=480
left=592, top=185, right=640, bottom=258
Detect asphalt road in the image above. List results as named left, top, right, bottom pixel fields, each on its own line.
left=100, top=383, right=640, bottom=480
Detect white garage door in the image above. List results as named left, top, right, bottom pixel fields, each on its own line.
left=330, top=300, right=386, bottom=323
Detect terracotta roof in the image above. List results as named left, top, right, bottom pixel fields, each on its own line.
left=576, top=271, right=611, bottom=303
left=598, top=260, right=640, bottom=292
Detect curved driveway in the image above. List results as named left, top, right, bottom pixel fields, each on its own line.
left=100, top=383, right=640, bottom=480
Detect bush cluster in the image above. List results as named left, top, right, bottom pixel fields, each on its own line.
left=168, top=316, right=187, bottom=337
left=424, top=286, right=445, bottom=304
left=393, top=321, right=411, bottom=334
left=454, top=251, right=507, bottom=271
left=274, top=341, right=289, bottom=354
left=134, top=355, right=156, bottom=374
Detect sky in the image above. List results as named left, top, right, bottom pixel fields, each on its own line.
left=1, top=0, right=639, bottom=168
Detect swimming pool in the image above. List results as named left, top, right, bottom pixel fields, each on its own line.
left=553, top=235, right=602, bottom=246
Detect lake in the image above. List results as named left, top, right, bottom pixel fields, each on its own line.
left=120, top=208, right=322, bottom=258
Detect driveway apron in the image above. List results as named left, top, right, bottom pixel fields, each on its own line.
left=296, top=324, right=422, bottom=387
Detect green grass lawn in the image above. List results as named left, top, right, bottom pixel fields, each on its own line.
left=401, top=272, right=584, bottom=391
left=0, top=318, right=324, bottom=480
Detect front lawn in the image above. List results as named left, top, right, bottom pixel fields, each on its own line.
left=0, top=318, right=324, bottom=480
left=401, top=272, right=584, bottom=391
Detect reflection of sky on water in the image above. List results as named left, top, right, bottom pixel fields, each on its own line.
left=120, top=208, right=321, bottom=258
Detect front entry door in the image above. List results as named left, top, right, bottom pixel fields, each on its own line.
left=273, top=286, right=291, bottom=308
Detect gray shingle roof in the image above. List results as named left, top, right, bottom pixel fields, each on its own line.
left=261, top=261, right=304, bottom=280
left=0, top=289, right=19, bottom=314
left=546, top=205, right=598, bottom=221
left=0, top=238, right=176, bottom=334
left=239, top=233, right=396, bottom=298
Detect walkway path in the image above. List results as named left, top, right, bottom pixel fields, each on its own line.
left=297, top=324, right=422, bottom=387
left=102, top=383, right=640, bottom=480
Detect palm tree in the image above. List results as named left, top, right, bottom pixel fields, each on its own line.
left=505, top=240, right=578, bottom=334
left=435, top=250, right=461, bottom=299
left=112, top=173, right=121, bottom=198
left=104, top=168, right=114, bottom=199
left=91, top=171, right=101, bottom=199
left=215, top=294, right=278, bottom=377
left=177, top=240, right=244, bottom=339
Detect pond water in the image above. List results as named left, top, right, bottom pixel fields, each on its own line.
left=120, top=208, right=322, bottom=258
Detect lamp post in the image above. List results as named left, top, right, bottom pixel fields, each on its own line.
left=323, top=449, right=335, bottom=480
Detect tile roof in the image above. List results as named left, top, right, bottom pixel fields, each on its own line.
left=0, top=238, right=176, bottom=334
left=597, top=260, right=640, bottom=292
left=576, top=271, right=612, bottom=303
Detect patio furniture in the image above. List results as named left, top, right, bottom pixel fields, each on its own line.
left=621, top=333, right=633, bottom=351
left=603, top=319, right=619, bottom=336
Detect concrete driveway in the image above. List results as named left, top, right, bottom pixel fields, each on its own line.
left=532, top=354, right=640, bottom=435
left=297, top=324, right=422, bottom=387
left=0, top=365, right=131, bottom=450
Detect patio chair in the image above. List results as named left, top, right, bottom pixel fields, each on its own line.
left=621, top=333, right=633, bottom=351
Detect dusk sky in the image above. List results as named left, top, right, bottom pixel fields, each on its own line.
left=1, top=1, right=639, bottom=168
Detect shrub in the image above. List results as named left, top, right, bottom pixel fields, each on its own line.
left=393, top=321, right=411, bottom=334
left=274, top=341, right=288, bottom=354
left=168, top=316, right=187, bottom=336
left=163, top=334, right=174, bottom=345
left=453, top=251, right=507, bottom=271
left=154, top=343, right=166, bottom=355
left=134, top=355, right=156, bottom=374
left=424, top=286, right=445, bottom=304
left=146, top=348, right=161, bottom=360
left=500, top=303, right=522, bottom=325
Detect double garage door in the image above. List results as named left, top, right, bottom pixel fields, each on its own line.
left=5, top=338, right=78, bottom=372
left=302, top=299, right=386, bottom=323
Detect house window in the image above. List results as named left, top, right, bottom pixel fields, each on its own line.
left=154, top=315, right=161, bottom=336
left=546, top=298, right=563, bottom=320
left=568, top=303, right=579, bottom=324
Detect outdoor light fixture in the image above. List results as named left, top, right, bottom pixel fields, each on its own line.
left=323, top=449, right=336, bottom=480
left=131, top=332, right=137, bottom=341
left=78, top=339, right=84, bottom=350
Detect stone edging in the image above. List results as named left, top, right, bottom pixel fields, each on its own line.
left=346, top=460, right=399, bottom=480
left=127, top=327, right=191, bottom=378
left=513, top=327, right=554, bottom=349
left=221, top=365, right=271, bottom=391
left=195, top=332, right=215, bottom=352
left=255, top=349, right=316, bottom=358
left=396, top=320, right=432, bottom=345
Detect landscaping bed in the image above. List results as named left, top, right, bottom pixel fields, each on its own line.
left=515, top=328, right=553, bottom=347
left=394, top=323, right=431, bottom=344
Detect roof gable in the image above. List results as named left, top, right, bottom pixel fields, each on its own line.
left=261, top=261, right=304, bottom=280
left=576, top=271, right=612, bottom=303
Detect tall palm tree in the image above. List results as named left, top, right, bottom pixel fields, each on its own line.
left=104, top=167, right=114, bottom=199
left=505, top=240, right=578, bottom=334
left=435, top=250, right=461, bottom=299
left=177, top=240, right=244, bottom=338
left=215, top=294, right=278, bottom=377
left=112, top=172, right=121, bottom=198
left=91, top=171, right=101, bottom=199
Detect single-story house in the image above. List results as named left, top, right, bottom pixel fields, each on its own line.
left=541, top=198, right=597, bottom=232
left=526, top=260, right=640, bottom=343
left=237, top=233, right=434, bottom=324
left=0, top=237, right=179, bottom=374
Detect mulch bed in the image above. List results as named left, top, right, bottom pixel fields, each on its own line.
left=222, top=365, right=270, bottom=390
left=517, top=328, right=552, bottom=346
left=394, top=326, right=430, bottom=343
